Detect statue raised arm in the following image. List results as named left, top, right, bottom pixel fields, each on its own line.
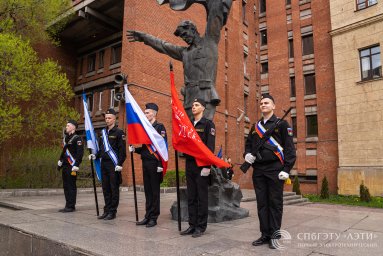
left=127, top=0, right=233, bottom=120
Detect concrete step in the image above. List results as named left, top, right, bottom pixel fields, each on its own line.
left=283, top=192, right=296, bottom=196
left=294, top=201, right=312, bottom=206
left=283, top=195, right=302, bottom=201
left=241, top=191, right=309, bottom=206
left=284, top=198, right=310, bottom=205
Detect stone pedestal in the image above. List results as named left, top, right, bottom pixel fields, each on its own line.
left=170, top=167, right=249, bottom=223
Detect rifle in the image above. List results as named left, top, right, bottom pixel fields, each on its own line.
left=240, top=107, right=292, bottom=173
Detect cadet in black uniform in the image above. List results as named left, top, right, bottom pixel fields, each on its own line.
left=180, top=98, right=215, bottom=238
left=90, top=108, right=126, bottom=220
left=130, top=103, right=167, bottom=228
left=243, top=94, right=296, bottom=249
left=57, top=120, right=84, bottom=212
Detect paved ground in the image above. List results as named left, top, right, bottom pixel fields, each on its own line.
left=0, top=189, right=382, bottom=256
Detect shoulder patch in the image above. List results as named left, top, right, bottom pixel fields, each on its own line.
left=77, top=140, right=82, bottom=146
left=287, top=128, right=293, bottom=136
left=161, top=130, right=166, bottom=137
left=122, top=134, right=126, bottom=140
left=210, top=128, right=216, bottom=136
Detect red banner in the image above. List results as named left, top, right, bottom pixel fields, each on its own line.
left=170, top=67, right=230, bottom=168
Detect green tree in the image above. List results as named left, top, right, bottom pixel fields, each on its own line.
left=292, top=176, right=301, bottom=195
left=320, top=176, right=330, bottom=199
left=0, top=32, right=78, bottom=144
left=0, top=0, right=71, bottom=44
left=360, top=181, right=372, bottom=202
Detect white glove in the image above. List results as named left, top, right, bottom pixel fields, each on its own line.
left=115, top=165, right=123, bottom=172
left=89, top=154, right=96, bottom=160
left=201, top=168, right=210, bottom=176
left=72, top=166, right=79, bottom=172
left=57, top=160, right=62, bottom=167
left=129, top=145, right=135, bottom=152
left=245, top=153, right=256, bottom=164
left=278, top=171, right=289, bottom=180
left=157, top=167, right=163, bottom=173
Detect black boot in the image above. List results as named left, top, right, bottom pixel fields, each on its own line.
left=252, top=236, right=270, bottom=246
left=104, top=213, right=116, bottom=220
left=97, top=212, right=108, bottom=219
left=136, top=218, right=149, bottom=225
left=180, top=226, right=195, bottom=235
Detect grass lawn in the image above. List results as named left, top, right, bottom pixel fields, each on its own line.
left=304, top=194, right=383, bottom=209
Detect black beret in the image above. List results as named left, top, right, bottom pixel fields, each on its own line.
left=105, top=108, right=117, bottom=116
left=261, top=94, right=275, bottom=103
left=145, top=103, right=159, bottom=112
left=193, top=98, right=206, bottom=107
left=67, top=119, right=78, bottom=128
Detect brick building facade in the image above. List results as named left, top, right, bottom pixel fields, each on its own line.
left=254, top=0, right=338, bottom=193
left=41, top=0, right=339, bottom=193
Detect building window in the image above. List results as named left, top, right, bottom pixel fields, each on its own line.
left=244, top=51, right=248, bottom=75
left=291, top=117, right=297, bottom=138
left=110, top=89, right=119, bottom=108
left=261, top=62, right=268, bottom=74
left=306, top=115, right=318, bottom=137
left=302, top=34, right=314, bottom=56
left=304, top=73, right=316, bottom=95
left=290, top=76, right=296, bottom=97
left=286, top=0, right=291, bottom=5
left=111, top=44, right=122, bottom=64
left=87, top=94, right=93, bottom=112
left=98, top=92, right=103, bottom=111
left=244, top=94, right=248, bottom=114
left=78, top=58, right=83, bottom=76
left=99, top=50, right=104, bottom=69
left=260, top=30, right=267, bottom=46
left=259, top=0, right=266, bottom=14
left=288, top=38, right=294, bottom=58
left=242, top=0, right=247, bottom=23
left=87, top=54, right=96, bottom=72
left=359, top=45, right=381, bottom=81
left=356, top=0, right=378, bottom=10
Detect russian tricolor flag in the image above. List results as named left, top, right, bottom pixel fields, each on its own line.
left=124, top=85, right=169, bottom=174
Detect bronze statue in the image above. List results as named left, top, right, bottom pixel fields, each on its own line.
left=127, top=0, right=233, bottom=120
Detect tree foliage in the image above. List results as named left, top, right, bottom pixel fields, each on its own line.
left=0, top=0, right=71, bottom=44
left=292, top=176, right=301, bottom=195
left=0, top=33, right=78, bottom=144
left=320, top=176, right=330, bottom=199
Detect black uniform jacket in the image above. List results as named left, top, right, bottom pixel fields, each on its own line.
left=60, top=133, right=84, bottom=167
left=185, top=117, right=216, bottom=167
left=97, top=126, right=127, bottom=166
left=244, top=114, right=296, bottom=173
left=135, top=121, right=167, bottom=167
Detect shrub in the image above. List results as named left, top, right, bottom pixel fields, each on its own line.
left=161, top=170, right=186, bottom=187
left=0, top=146, right=96, bottom=189
left=320, top=176, right=330, bottom=199
left=292, top=176, right=301, bottom=195
left=360, top=182, right=372, bottom=202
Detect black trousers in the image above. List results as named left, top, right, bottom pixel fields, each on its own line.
left=62, top=165, right=77, bottom=209
left=253, top=169, right=284, bottom=238
left=185, top=159, right=209, bottom=232
left=142, top=160, right=162, bottom=221
left=101, top=160, right=121, bottom=215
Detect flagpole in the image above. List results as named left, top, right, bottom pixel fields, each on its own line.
left=175, top=150, right=181, bottom=231
left=130, top=149, right=139, bottom=222
left=88, top=149, right=99, bottom=216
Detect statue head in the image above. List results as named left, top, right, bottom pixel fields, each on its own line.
left=174, top=20, right=199, bottom=45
